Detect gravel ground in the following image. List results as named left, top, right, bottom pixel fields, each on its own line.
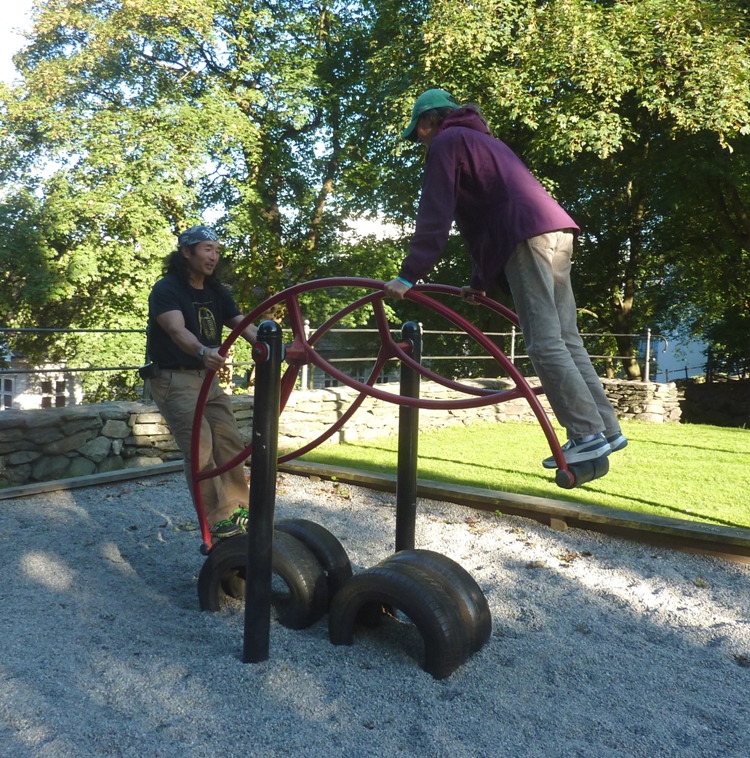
left=2, top=471, right=750, bottom=758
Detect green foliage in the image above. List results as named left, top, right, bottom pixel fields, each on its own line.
left=1, top=0, right=749, bottom=392
left=361, top=0, right=750, bottom=375
left=705, top=307, right=750, bottom=377
left=0, top=0, right=402, bottom=394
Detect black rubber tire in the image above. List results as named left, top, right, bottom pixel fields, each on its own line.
left=328, top=562, right=471, bottom=680
left=197, top=532, right=329, bottom=629
left=570, top=456, right=610, bottom=486
left=380, top=550, right=491, bottom=654
left=274, top=518, right=353, bottom=598
left=558, top=456, right=610, bottom=488
left=198, top=536, right=246, bottom=612
left=555, top=468, right=576, bottom=489
left=270, top=531, right=330, bottom=629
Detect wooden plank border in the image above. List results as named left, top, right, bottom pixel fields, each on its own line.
left=278, top=460, right=750, bottom=564
left=4, top=458, right=749, bottom=565
left=0, top=462, right=184, bottom=500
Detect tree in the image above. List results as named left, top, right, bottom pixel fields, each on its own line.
left=3, top=0, right=749, bottom=394
left=356, top=0, right=750, bottom=378
left=645, top=133, right=750, bottom=375
left=1, top=0, right=408, bottom=397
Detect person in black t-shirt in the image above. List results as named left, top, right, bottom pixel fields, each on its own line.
left=146, top=225, right=257, bottom=539
left=149, top=272, right=243, bottom=370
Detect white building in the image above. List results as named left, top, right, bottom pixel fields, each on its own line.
left=1, top=356, right=83, bottom=410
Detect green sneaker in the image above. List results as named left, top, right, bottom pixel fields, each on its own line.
left=209, top=517, right=244, bottom=539
left=231, top=507, right=249, bottom=530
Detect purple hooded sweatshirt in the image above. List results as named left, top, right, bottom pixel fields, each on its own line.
left=399, top=107, right=579, bottom=292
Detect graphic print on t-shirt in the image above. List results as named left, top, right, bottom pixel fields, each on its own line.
left=148, top=275, right=241, bottom=368
left=197, top=306, right=218, bottom=343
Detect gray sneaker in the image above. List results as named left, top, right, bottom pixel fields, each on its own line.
left=542, top=433, right=611, bottom=469
left=607, top=432, right=628, bottom=453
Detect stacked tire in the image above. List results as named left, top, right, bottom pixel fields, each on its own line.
left=328, top=549, right=491, bottom=680
left=197, top=518, right=352, bottom=630
left=197, top=524, right=491, bottom=679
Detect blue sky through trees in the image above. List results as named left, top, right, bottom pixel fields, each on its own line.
left=0, top=1, right=33, bottom=84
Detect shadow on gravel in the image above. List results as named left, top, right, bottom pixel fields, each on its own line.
left=1, top=473, right=750, bottom=756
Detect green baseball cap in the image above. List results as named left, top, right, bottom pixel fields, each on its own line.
left=401, top=88, right=460, bottom=141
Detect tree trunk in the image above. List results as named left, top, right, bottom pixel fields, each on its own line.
left=611, top=178, right=646, bottom=380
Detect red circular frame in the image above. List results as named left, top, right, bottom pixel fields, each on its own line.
left=189, top=278, right=569, bottom=546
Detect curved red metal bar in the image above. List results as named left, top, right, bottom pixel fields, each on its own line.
left=278, top=345, right=396, bottom=463
left=189, top=277, right=567, bottom=546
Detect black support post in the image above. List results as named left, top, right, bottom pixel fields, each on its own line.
left=395, top=321, right=422, bottom=553
left=243, top=320, right=283, bottom=664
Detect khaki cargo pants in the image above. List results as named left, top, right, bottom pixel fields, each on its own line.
left=148, top=369, right=249, bottom=526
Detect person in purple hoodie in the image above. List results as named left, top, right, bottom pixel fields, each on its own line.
left=384, top=89, right=627, bottom=469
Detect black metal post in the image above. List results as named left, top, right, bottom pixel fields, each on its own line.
left=243, top=320, right=283, bottom=664
left=143, top=327, right=152, bottom=403
left=395, top=321, right=422, bottom=553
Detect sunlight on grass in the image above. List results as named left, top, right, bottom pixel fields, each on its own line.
left=301, top=419, right=750, bottom=530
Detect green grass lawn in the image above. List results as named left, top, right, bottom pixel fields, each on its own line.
left=300, top=419, right=750, bottom=530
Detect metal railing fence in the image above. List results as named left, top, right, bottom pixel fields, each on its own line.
left=1, top=323, right=671, bottom=402
left=291, top=322, right=668, bottom=388
left=0, top=327, right=148, bottom=376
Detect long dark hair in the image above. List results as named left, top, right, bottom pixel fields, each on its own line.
left=162, top=246, right=224, bottom=292
left=419, top=105, right=458, bottom=129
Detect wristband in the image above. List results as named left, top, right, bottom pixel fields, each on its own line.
left=396, top=276, right=413, bottom=288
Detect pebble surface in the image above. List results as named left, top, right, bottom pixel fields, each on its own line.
left=1, top=472, right=749, bottom=757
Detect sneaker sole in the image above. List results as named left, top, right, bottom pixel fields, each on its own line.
left=608, top=436, right=628, bottom=453
left=210, top=526, right=245, bottom=539
left=542, top=445, right=612, bottom=469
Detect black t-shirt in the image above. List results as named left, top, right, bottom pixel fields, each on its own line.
left=147, top=274, right=241, bottom=369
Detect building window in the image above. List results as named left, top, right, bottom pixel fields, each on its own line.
left=41, top=378, right=66, bottom=408
left=1, top=377, right=13, bottom=409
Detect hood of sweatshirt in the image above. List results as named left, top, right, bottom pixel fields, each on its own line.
left=437, top=107, right=492, bottom=137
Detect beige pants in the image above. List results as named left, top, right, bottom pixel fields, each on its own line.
left=505, top=231, right=621, bottom=440
left=148, top=369, right=249, bottom=525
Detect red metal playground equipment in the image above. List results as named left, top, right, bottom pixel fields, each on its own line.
left=188, top=277, right=609, bottom=679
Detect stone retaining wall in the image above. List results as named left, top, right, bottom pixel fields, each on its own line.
left=602, top=379, right=683, bottom=423
left=0, top=378, right=681, bottom=488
